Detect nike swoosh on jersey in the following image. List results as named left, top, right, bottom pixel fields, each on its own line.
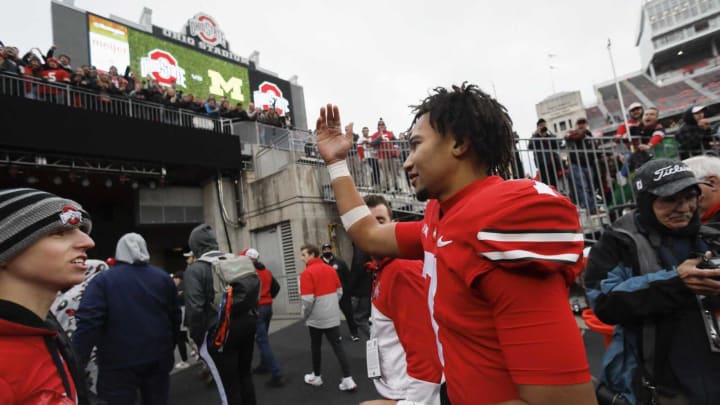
left=436, top=237, right=453, bottom=247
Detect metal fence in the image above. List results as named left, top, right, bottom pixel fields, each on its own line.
left=0, top=72, right=234, bottom=134
left=309, top=132, right=718, bottom=238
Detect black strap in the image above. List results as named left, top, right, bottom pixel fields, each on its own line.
left=44, top=335, right=75, bottom=401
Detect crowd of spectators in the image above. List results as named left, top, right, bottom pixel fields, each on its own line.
left=0, top=43, right=291, bottom=128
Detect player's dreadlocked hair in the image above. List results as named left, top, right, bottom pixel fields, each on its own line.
left=408, top=83, right=514, bottom=178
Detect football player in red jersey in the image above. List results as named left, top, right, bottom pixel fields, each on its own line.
left=316, top=83, right=596, bottom=405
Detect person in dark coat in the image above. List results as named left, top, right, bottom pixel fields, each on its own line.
left=349, top=244, right=372, bottom=337
left=73, top=232, right=180, bottom=405
left=184, top=224, right=258, bottom=405
left=677, top=105, right=716, bottom=159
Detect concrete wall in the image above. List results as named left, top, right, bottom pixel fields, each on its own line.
left=199, top=162, right=353, bottom=315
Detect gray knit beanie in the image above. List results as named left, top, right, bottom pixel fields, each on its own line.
left=0, top=188, right=92, bottom=264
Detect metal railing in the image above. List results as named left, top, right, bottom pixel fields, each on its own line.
left=309, top=132, right=719, bottom=237
left=0, top=72, right=234, bottom=134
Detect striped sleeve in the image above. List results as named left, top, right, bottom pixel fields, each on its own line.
left=470, top=181, right=584, bottom=285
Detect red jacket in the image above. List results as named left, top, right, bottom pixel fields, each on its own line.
left=300, top=258, right=342, bottom=329
left=370, top=130, right=398, bottom=159
left=0, top=300, right=78, bottom=405
left=256, top=266, right=274, bottom=306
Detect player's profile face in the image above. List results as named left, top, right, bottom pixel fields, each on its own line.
left=403, top=114, right=457, bottom=202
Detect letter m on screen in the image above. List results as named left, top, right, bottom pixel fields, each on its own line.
left=208, top=70, right=244, bottom=102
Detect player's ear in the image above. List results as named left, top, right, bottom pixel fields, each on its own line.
left=451, top=133, right=471, bottom=157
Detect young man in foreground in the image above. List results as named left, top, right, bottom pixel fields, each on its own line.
left=316, top=83, right=596, bottom=405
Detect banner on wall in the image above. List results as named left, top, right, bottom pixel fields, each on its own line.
left=249, top=70, right=293, bottom=117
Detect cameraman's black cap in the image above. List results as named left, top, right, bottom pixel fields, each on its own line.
left=633, top=158, right=703, bottom=197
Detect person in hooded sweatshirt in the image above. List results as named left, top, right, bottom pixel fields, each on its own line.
left=184, top=224, right=258, bottom=405
left=676, top=105, right=716, bottom=159
left=72, top=232, right=180, bottom=405
left=0, top=188, right=94, bottom=405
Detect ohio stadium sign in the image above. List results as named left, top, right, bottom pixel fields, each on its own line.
left=186, top=13, right=228, bottom=49
left=154, top=13, right=243, bottom=64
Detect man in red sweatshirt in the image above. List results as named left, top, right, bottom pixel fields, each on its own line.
left=242, top=248, right=285, bottom=387
left=0, top=188, right=94, bottom=405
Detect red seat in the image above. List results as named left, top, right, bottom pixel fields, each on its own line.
left=582, top=308, right=615, bottom=348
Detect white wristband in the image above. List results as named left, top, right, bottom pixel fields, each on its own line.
left=328, top=160, right=351, bottom=181
left=340, top=205, right=372, bottom=230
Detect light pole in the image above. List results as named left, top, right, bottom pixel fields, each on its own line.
left=548, top=53, right=557, bottom=94
left=607, top=39, right=630, bottom=143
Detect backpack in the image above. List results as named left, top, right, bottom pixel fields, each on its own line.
left=198, top=253, right=260, bottom=350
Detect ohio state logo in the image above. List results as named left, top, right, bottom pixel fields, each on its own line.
left=253, top=81, right=290, bottom=116
left=59, top=206, right=82, bottom=226
left=140, top=49, right=187, bottom=87
left=187, top=13, right=228, bottom=49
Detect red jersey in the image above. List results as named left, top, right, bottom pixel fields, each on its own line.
left=371, top=257, right=442, bottom=403
left=370, top=131, right=398, bottom=159
left=395, top=177, right=590, bottom=405
left=40, top=68, right=70, bottom=95
left=256, top=267, right=274, bottom=306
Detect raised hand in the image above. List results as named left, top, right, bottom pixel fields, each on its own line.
left=316, top=104, right=353, bottom=164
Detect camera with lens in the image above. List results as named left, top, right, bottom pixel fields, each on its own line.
left=697, top=256, right=720, bottom=270
left=694, top=256, right=720, bottom=352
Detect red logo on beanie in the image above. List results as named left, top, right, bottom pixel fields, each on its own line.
left=59, top=206, right=82, bottom=225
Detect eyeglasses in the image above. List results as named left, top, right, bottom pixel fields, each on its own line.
left=655, top=190, right=699, bottom=209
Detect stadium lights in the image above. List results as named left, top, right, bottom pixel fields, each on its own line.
left=53, top=176, right=63, bottom=185
left=678, top=50, right=684, bottom=56
left=104, top=178, right=113, bottom=188
left=27, top=176, right=39, bottom=185
left=81, top=178, right=91, bottom=187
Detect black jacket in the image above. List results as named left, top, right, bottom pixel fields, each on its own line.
left=184, top=224, right=222, bottom=346
left=323, top=255, right=351, bottom=292
left=349, top=245, right=372, bottom=297
left=676, top=107, right=714, bottom=156
left=585, top=212, right=720, bottom=401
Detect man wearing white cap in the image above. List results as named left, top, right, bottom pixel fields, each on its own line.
left=614, top=101, right=644, bottom=144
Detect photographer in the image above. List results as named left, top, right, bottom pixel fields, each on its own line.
left=585, top=158, right=720, bottom=404
left=528, top=118, right=563, bottom=188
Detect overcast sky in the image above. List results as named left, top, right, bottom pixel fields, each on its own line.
left=5, top=0, right=643, bottom=138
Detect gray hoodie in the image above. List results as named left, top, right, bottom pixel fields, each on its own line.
left=115, top=233, right=150, bottom=264
left=188, top=224, right=220, bottom=258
